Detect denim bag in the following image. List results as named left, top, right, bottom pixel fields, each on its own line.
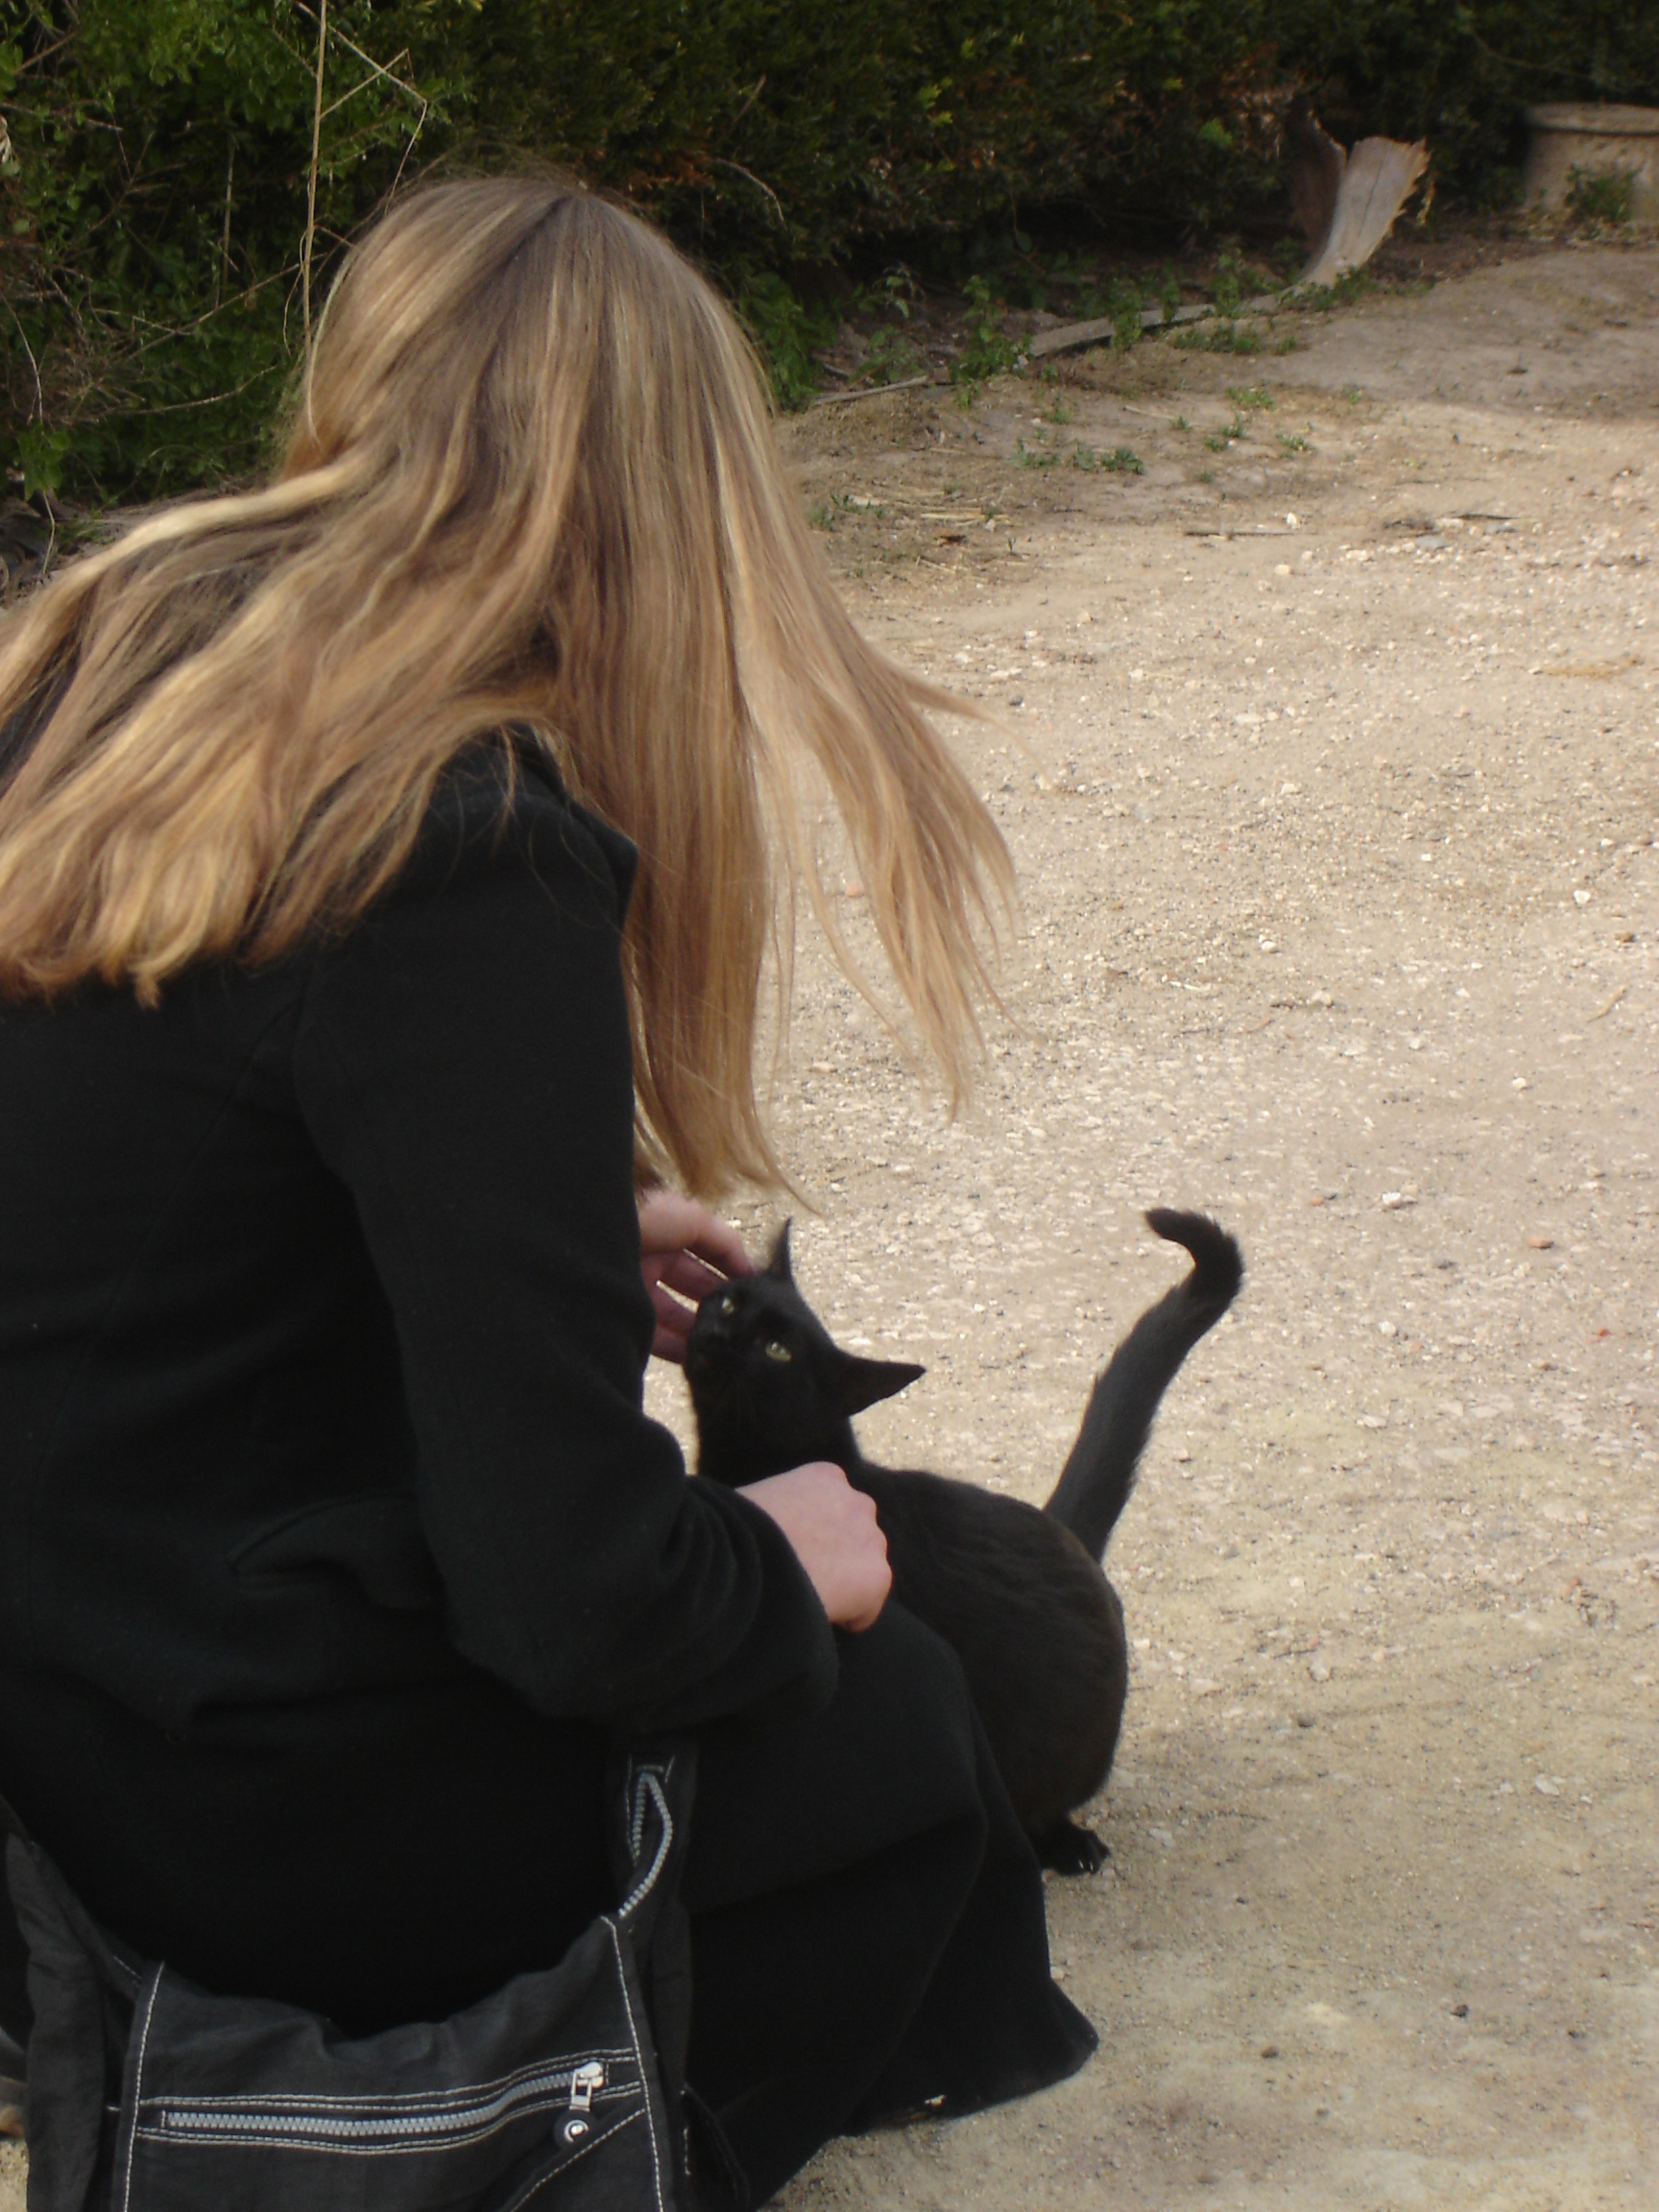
left=2, top=1747, right=713, bottom=2212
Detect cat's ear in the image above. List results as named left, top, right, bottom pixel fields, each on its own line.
left=764, top=1220, right=795, bottom=1282
left=835, top=1354, right=926, bottom=1416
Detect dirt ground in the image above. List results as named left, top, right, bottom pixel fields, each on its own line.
left=3, top=242, right=1655, bottom=2212
left=661, top=243, right=1659, bottom=2211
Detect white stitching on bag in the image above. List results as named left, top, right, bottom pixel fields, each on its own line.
left=118, top=1970, right=161, bottom=2212
left=606, top=1918, right=665, bottom=2212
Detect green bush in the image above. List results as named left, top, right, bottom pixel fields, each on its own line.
left=2, top=1, right=462, bottom=493
left=2, top=2, right=1655, bottom=498
left=1268, top=1, right=1659, bottom=205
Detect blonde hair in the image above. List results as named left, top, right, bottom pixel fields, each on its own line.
left=0, top=179, right=1012, bottom=1194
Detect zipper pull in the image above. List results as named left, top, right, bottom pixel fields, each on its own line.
left=560, top=2060, right=606, bottom=2144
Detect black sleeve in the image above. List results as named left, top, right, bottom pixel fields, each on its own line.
left=292, top=757, right=838, bottom=1730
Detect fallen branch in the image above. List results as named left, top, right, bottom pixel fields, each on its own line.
left=1024, top=314, right=1118, bottom=360
left=1025, top=297, right=1279, bottom=361
left=810, top=373, right=935, bottom=407
left=828, top=244, right=1386, bottom=401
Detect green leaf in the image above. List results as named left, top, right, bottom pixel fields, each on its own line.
left=17, top=425, right=73, bottom=500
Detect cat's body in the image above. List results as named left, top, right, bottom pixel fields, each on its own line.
left=685, top=1208, right=1242, bottom=1873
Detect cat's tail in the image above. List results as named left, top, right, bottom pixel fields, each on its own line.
left=1044, top=1209, right=1242, bottom=1560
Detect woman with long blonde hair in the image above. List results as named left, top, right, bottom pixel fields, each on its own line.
left=0, top=180, right=1092, bottom=2202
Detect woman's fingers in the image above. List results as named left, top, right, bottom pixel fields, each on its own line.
left=637, top=1191, right=756, bottom=1363
left=737, top=1463, right=892, bottom=1631
left=637, top=1191, right=755, bottom=1277
left=646, top=1281, right=693, bottom=1363
left=655, top=1248, right=727, bottom=1304
left=640, top=1253, right=722, bottom=1362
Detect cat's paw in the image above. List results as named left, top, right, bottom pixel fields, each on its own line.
left=1032, top=1817, right=1111, bottom=1875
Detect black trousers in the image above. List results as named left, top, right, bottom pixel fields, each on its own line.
left=0, top=1608, right=1093, bottom=2205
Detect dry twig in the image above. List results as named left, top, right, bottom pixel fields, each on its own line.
left=302, top=0, right=327, bottom=349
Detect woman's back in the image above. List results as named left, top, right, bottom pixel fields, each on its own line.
left=0, top=942, right=438, bottom=1730
left=0, top=748, right=833, bottom=1740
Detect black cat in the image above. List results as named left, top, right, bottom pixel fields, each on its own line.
left=684, top=1208, right=1242, bottom=1874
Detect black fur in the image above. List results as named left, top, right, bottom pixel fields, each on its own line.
left=685, top=1209, right=1242, bottom=1873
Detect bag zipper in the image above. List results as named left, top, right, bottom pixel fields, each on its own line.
left=566, top=2061, right=604, bottom=2117
left=149, top=2058, right=612, bottom=2150
left=559, top=2059, right=607, bottom=2144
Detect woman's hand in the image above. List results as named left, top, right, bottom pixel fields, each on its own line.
left=739, top=1463, right=892, bottom=1632
left=637, top=1190, right=755, bottom=1363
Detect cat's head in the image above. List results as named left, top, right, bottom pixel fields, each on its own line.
left=684, top=1222, right=925, bottom=1484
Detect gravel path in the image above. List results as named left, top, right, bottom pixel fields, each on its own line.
left=651, top=242, right=1658, bottom=2211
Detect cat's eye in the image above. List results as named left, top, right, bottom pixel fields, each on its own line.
left=764, top=1340, right=793, bottom=1363
left=719, top=1293, right=736, bottom=1316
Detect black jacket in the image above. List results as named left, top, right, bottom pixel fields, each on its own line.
left=0, top=746, right=836, bottom=1744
